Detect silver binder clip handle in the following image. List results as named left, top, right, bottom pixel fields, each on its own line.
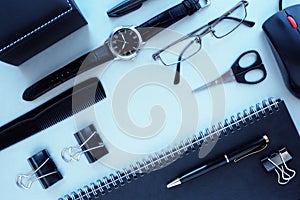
left=61, top=144, right=105, bottom=162
left=61, top=146, right=83, bottom=162
left=16, top=158, right=57, bottom=189
left=267, top=151, right=296, bottom=185
left=16, top=172, right=36, bottom=189
left=61, top=131, right=105, bottom=163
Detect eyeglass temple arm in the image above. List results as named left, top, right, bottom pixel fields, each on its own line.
left=174, top=39, right=196, bottom=84
left=174, top=58, right=182, bottom=85
left=208, top=16, right=255, bottom=27
left=226, top=16, right=255, bottom=27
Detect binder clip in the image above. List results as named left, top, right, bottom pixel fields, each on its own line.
left=261, top=147, right=296, bottom=185
left=16, top=149, right=63, bottom=189
left=61, top=125, right=109, bottom=163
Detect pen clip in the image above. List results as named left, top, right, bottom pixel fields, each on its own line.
left=234, top=143, right=268, bottom=163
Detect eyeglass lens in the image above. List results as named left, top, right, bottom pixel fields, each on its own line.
left=212, top=3, right=247, bottom=38
left=157, top=2, right=247, bottom=67
left=158, top=36, right=202, bottom=66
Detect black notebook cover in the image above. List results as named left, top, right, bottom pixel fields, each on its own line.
left=62, top=99, right=300, bottom=200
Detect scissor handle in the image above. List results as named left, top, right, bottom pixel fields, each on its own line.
left=231, top=50, right=267, bottom=84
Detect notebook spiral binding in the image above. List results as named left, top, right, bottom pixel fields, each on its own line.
left=60, top=98, right=280, bottom=200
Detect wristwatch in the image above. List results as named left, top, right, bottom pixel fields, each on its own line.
left=23, top=0, right=210, bottom=101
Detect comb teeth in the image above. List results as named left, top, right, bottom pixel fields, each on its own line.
left=0, top=78, right=106, bottom=151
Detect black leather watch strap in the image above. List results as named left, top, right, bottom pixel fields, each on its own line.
left=23, top=0, right=204, bottom=101
left=137, top=0, right=201, bottom=41
left=23, top=44, right=114, bottom=101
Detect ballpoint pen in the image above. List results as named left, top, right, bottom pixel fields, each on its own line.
left=107, top=0, right=149, bottom=17
left=167, top=135, right=270, bottom=188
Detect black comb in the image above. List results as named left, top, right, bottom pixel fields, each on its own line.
left=0, top=78, right=106, bottom=151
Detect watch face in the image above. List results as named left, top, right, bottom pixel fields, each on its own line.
left=109, top=27, right=142, bottom=59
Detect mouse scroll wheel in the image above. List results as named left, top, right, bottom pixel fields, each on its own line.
left=287, top=16, right=298, bottom=29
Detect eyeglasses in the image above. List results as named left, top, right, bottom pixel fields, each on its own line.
left=152, top=0, right=255, bottom=84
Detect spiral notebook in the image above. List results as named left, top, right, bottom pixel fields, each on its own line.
left=61, top=98, right=300, bottom=200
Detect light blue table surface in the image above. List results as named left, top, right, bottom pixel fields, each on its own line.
left=0, top=0, right=299, bottom=199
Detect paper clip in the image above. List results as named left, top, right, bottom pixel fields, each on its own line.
left=261, top=148, right=296, bottom=185
left=61, top=125, right=109, bottom=163
left=16, top=149, right=62, bottom=189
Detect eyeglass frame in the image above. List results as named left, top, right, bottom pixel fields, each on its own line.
left=152, top=0, right=250, bottom=67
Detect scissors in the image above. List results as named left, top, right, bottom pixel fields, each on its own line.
left=193, top=50, right=267, bottom=93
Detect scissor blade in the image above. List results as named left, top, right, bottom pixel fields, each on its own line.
left=193, top=75, right=225, bottom=93
left=192, top=84, right=209, bottom=93
left=193, top=69, right=235, bottom=93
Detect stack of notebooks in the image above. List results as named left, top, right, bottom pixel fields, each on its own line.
left=60, top=98, right=300, bottom=200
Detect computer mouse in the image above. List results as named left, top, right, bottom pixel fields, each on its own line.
left=263, top=5, right=300, bottom=98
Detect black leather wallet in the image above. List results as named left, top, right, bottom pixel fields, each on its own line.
left=0, top=0, right=87, bottom=66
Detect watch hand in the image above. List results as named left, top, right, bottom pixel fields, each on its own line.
left=122, top=42, right=126, bottom=50
left=120, top=32, right=126, bottom=42
left=115, top=39, right=129, bottom=44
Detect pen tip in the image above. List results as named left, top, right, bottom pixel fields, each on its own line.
left=167, top=179, right=181, bottom=189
